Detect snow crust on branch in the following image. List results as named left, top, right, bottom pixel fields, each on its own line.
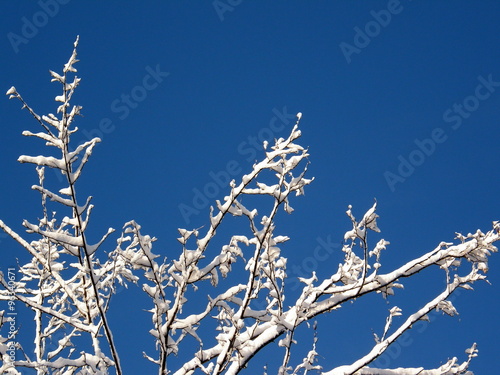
left=0, top=38, right=498, bottom=375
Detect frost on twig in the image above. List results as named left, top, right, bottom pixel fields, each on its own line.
left=1, top=38, right=499, bottom=375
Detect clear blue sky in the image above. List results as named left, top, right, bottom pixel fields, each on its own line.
left=1, top=1, right=499, bottom=373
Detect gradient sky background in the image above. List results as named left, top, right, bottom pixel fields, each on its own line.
left=1, top=1, right=500, bottom=373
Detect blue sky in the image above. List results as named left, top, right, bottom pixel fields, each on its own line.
left=1, top=1, right=500, bottom=373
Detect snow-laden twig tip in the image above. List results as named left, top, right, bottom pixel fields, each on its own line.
left=6, top=86, right=17, bottom=96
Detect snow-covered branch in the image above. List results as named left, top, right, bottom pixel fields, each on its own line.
left=1, top=38, right=498, bottom=375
